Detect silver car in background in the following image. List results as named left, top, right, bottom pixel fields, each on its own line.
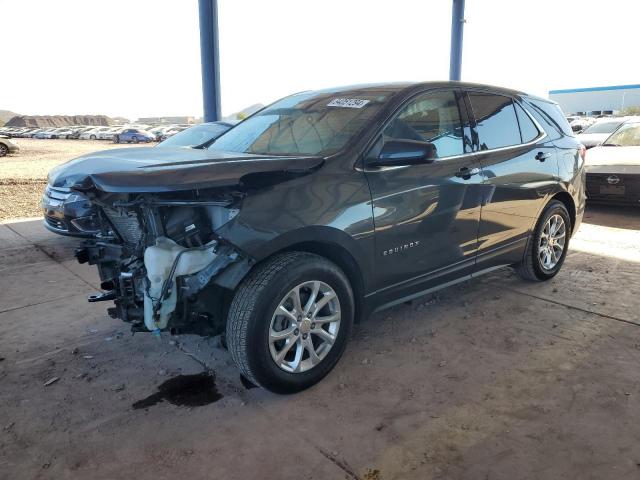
left=578, top=116, right=640, bottom=149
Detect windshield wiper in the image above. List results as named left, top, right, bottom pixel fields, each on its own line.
left=601, top=143, right=619, bottom=147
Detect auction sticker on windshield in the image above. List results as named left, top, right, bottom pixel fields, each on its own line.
left=327, top=98, right=370, bottom=108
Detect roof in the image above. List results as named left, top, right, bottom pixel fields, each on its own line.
left=549, top=84, right=640, bottom=95
left=313, top=81, right=528, bottom=98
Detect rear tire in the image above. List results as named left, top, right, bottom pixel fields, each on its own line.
left=113, top=135, right=119, bottom=144
left=517, top=200, right=571, bottom=281
left=0, top=143, right=8, bottom=157
left=132, top=136, right=139, bottom=144
left=226, top=252, right=354, bottom=394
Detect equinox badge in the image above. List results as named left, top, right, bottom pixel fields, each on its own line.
left=383, top=241, right=421, bottom=256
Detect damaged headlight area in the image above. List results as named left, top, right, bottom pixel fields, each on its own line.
left=75, top=189, right=248, bottom=336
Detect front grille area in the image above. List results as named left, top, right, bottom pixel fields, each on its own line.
left=586, top=173, right=640, bottom=205
left=103, top=208, right=143, bottom=245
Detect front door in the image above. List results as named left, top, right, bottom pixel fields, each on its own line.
left=364, top=89, right=484, bottom=301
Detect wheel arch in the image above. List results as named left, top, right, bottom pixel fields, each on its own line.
left=279, top=240, right=366, bottom=324
left=550, top=191, right=576, bottom=234
left=215, top=226, right=370, bottom=323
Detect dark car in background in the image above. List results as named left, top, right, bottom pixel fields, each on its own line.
left=46, top=82, right=585, bottom=393
left=42, top=122, right=234, bottom=237
left=113, top=128, right=155, bottom=144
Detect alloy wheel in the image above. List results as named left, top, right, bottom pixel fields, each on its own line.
left=269, top=280, right=341, bottom=373
left=0, top=144, right=8, bottom=156
left=538, top=214, right=566, bottom=270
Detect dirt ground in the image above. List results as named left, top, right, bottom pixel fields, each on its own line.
left=0, top=139, right=148, bottom=221
left=0, top=204, right=639, bottom=480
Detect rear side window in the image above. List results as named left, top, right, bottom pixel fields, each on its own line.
left=514, top=103, right=540, bottom=143
left=526, top=98, right=573, bottom=137
left=468, top=93, right=520, bottom=150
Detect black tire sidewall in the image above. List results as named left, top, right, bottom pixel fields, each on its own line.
left=245, top=259, right=353, bottom=393
left=531, top=201, right=571, bottom=280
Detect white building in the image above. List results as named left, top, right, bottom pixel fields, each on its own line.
left=549, top=84, right=640, bottom=115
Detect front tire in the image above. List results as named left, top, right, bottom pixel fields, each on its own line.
left=131, top=136, right=139, bottom=144
left=517, top=200, right=571, bottom=281
left=0, top=143, right=8, bottom=157
left=226, top=252, right=354, bottom=394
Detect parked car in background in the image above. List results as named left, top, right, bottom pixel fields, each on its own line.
left=96, top=127, right=121, bottom=140
left=0, top=135, right=19, bottom=156
left=47, top=82, right=585, bottom=393
left=22, top=128, right=42, bottom=138
left=66, top=126, right=92, bottom=139
left=34, top=128, right=56, bottom=139
left=156, top=121, right=232, bottom=148
left=113, top=128, right=155, bottom=143
left=577, top=117, right=638, bottom=149
left=569, top=117, right=595, bottom=133
left=585, top=121, right=640, bottom=205
left=56, top=128, right=76, bottom=139
left=159, top=126, right=188, bottom=140
left=79, top=127, right=110, bottom=140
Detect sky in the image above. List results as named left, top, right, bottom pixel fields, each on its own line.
left=1, top=0, right=639, bottom=120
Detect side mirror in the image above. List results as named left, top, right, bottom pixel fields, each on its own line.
left=369, top=139, right=436, bottom=167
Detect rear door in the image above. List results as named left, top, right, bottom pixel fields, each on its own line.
left=365, top=89, right=484, bottom=301
left=465, top=91, right=559, bottom=267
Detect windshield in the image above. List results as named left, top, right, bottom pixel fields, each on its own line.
left=603, top=123, right=640, bottom=146
left=157, top=123, right=230, bottom=148
left=582, top=120, right=622, bottom=134
left=211, top=89, right=389, bottom=156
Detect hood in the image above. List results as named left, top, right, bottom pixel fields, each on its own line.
left=47, top=147, right=324, bottom=193
left=577, top=132, right=609, bottom=147
left=586, top=145, right=640, bottom=167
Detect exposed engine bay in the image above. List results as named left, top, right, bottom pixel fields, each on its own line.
left=75, top=188, right=248, bottom=336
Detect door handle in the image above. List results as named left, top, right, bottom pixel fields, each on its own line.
left=535, top=151, right=551, bottom=162
left=455, top=167, right=480, bottom=179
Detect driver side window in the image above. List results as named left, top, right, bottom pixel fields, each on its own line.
left=383, top=90, right=465, bottom=159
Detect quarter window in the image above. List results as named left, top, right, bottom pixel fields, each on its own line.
left=468, top=93, right=521, bottom=150
left=383, top=90, right=464, bottom=159
left=514, top=103, right=540, bottom=143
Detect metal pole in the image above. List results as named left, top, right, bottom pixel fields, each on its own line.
left=449, top=0, right=465, bottom=81
left=198, top=0, right=221, bottom=121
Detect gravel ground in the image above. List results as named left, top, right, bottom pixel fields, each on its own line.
left=0, top=139, right=149, bottom=221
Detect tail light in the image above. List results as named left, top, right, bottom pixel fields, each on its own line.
left=578, top=144, right=586, bottom=161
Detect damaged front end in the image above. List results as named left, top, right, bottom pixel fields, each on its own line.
left=75, top=189, right=248, bottom=336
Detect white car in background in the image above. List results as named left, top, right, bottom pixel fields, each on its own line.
left=585, top=121, right=640, bottom=205
left=569, top=116, right=595, bottom=133
left=98, top=127, right=123, bottom=140
left=578, top=117, right=640, bottom=149
left=79, top=126, right=110, bottom=140
left=55, top=128, right=75, bottom=139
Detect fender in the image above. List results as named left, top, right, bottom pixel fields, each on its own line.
left=214, top=225, right=374, bottom=294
